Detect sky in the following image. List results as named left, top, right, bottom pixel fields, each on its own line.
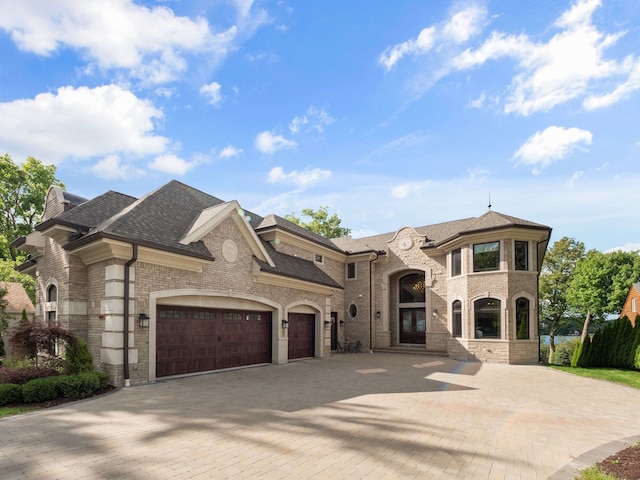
left=0, top=0, right=639, bottom=253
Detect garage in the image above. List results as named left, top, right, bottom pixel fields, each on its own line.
left=288, top=313, right=315, bottom=360
left=156, top=306, right=272, bottom=377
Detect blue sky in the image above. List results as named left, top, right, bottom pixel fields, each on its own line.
left=1, top=0, right=639, bottom=252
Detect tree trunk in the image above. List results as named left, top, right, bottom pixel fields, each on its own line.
left=548, top=326, right=557, bottom=362
left=580, top=310, right=592, bottom=344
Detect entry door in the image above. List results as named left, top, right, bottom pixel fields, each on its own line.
left=288, top=313, right=315, bottom=359
left=399, top=308, right=426, bottom=344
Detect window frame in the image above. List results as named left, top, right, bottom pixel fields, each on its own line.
left=515, top=297, right=530, bottom=340
left=514, top=240, right=529, bottom=271
left=473, top=241, right=500, bottom=272
left=399, top=273, right=426, bottom=304
left=451, top=248, right=462, bottom=277
left=452, top=300, right=462, bottom=338
left=314, top=253, right=324, bottom=264
left=474, top=298, right=501, bottom=339
left=346, top=262, right=357, bottom=280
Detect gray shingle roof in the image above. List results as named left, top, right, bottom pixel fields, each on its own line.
left=254, top=241, right=343, bottom=289
left=256, top=214, right=343, bottom=253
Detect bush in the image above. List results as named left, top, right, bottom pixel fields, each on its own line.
left=64, top=339, right=93, bottom=374
left=0, top=383, right=23, bottom=405
left=550, top=338, right=579, bottom=366
left=0, top=365, right=59, bottom=385
left=539, top=344, right=549, bottom=364
left=21, top=371, right=109, bottom=403
left=22, top=376, right=59, bottom=403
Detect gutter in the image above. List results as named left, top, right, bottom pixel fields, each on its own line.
left=123, top=244, right=138, bottom=387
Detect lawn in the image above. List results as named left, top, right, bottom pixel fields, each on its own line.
left=551, top=365, right=640, bottom=389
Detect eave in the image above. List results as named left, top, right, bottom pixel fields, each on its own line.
left=68, top=238, right=212, bottom=272
left=252, top=261, right=341, bottom=295
left=258, top=228, right=347, bottom=262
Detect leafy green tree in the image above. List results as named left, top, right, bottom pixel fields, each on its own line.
left=0, top=154, right=64, bottom=261
left=539, top=237, right=585, bottom=360
left=0, top=259, right=35, bottom=303
left=567, top=249, right=640, bottom=343
left=285, top=206, right=351, bottom=239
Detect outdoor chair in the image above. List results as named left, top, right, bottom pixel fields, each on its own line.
left=353, top=340, right=362, bottom=353
left=336, top=341, right=345, bottom=353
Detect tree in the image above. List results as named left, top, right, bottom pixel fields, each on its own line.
left=539, top=237, right=585, bottom=360
left=285, top=206, right=351, bottom=239
left=0, top=154, right=64, bottom=261
left=0, top=259, right=35, bottom=303
left=567, top=249, right=640, bottom=343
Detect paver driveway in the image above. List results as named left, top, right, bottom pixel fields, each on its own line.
left=2, top=353, right=640, bottom=479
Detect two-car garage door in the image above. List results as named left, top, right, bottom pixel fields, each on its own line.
left=156, top=306, right=272, bottom=378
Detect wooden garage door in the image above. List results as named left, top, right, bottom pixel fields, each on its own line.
left=288, top=313, right=315, bottom=360
left=156, top=306, right=272, bottom=377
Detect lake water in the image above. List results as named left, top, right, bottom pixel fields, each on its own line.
left=540, top=335, right=581, bottom=345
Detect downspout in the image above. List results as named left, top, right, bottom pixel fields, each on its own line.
left=369, top=252, right=379, bottom=354
left=123, top=243, right=138, bottom=387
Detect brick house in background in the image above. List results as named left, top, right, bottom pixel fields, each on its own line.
left=0, top=282, right=36, bottom=357
left=13, top=181, right=551, bottom=386
left=620, top=282, right=640, bottom=325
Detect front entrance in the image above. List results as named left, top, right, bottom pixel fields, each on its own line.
left=399, top=308, right=426, bottom=344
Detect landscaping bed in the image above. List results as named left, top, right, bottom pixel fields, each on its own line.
left=597, top=444, right=640, bottom=480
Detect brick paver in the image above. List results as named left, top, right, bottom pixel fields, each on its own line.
left=2, top=353, right=639, bottom=479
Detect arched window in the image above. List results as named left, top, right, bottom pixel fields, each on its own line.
left=399, top=273, right=425, bottom=303
left=474, top=298, right=501, bottom=339
left=516, top=297, right=530, bottom=339
left=46, top=284, right=57, bottom=326
left=452, top=300, right=462, bottom=338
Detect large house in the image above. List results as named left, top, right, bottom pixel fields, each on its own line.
left=13, top=181, right=552, bottom=386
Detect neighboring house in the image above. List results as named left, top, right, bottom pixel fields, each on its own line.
left=620, top=283, right=640, bottom=325
left=13, top=181, right=552, bottom=386
left=0, top=282, right=36, bottom=357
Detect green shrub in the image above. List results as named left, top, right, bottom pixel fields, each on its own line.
left=0, top=383, right=23, bottom=405
left=571, top=340, right=583, bottom=367
left=539, top=344, right=549, bottom=364
left=56, top=372, right=108, bottom=398
left=64, top=338, right=93, bottom=374
left=550, top=338, right=579, bottom=366
left=0, top=334, right=5, bottom=357
left=22, top=376, right=59, bottom=403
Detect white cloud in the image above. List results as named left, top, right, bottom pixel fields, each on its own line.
left=0, top=0, right=268, bottom=84
left=148, top=154, right=197, bottom=175
left=289, top=115, right=308, bottom=134
left=391, top=181, right=431, bottom=199
left=606, top=243, right=640, bottom=253
left=91, top=155, right=145, bottom=180
left=199, top=82, right=222, bottom=106
left=379, top=26, right=437, bottom=71
left=255, top=131, right=297, bottom=155
left=513, top=126, right=593, bottom=174
left=266, top=166, right=331, bottom=186
left=219, top=145, right=243, bottom=159
left=378, top=3, right=487, bottom=71
left=467, top=167, right=491, bottom=182
left=0, top=84, right=167, bottom=164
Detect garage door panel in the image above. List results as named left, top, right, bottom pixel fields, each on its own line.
left=288, top=313, right=315, bottom=360
left=157, top=307, right=271, bottom=377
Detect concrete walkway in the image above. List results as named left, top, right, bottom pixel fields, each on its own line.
left=2, top=353, right=639, bottom=479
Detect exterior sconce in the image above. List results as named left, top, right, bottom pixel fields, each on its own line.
left=432, top=308, right=438, bottom=318
left=375, top=311, right=381, bottom=318
left=138, top=313, right=150, bottom=328
left=281, top=319, right=289, bottom=329
left=324, top=320, right=331, bottom=328
left=339, top=319, right=345, bottom=326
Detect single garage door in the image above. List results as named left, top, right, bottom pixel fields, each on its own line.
left=156, top=306, right=272, bottom=377
left=288, top=313, right=315, bottom=360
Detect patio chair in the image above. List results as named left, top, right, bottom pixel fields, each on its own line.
left=353, top=340, right=362, bottom=353
left=336, top=341, right=345, bottom=353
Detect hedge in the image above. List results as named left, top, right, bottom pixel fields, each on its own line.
left=19, top=371, right=109, bottom=404
left=572, top=315, right=640, bottom=369
left=0, top=383, right=23, bottom=405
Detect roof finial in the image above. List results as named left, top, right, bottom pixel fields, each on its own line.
left=488, top=193, right=492, bottom=210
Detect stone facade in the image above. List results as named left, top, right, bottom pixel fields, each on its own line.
left=17, top=182, right=551, bottom=386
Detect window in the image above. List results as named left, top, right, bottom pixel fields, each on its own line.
left=451, top=249, right=462, bottom=277
left=474, top=298, right=501, bottom=338
left=633, top=297, right=637, bottom=313
left=473, top=241, right=500, bottom=272
left=399, top=273, right=425, bottom=303
left=46, top=284, right=57, bottom=326
left=452, top=300, right=462, bottom=338
left=347, top=262, right=356, bottom=279
left=314, top=253, right=323, bottom=264
left=515, top=297, right=530, bottom=339
left=515, top=241, right=528, bottom=270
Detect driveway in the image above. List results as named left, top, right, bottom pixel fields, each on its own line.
left=2, top=353, right=639, bottom=479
